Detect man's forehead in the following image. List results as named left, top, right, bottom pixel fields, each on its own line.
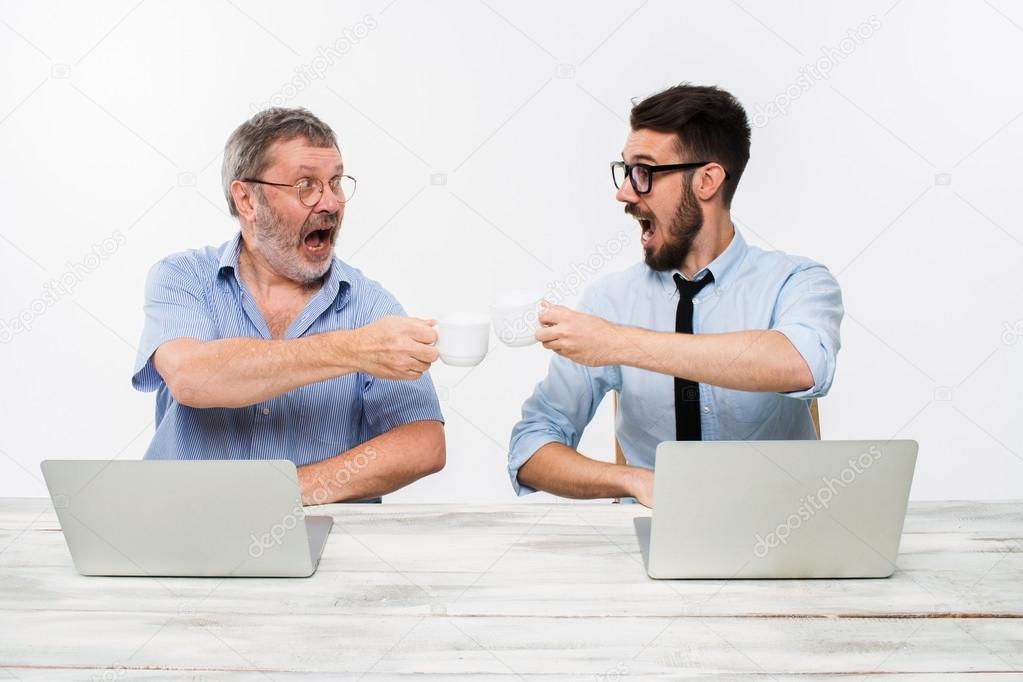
left=621, top=128, right=680, bottom=162
left=267, top=137, right=343, bottom=171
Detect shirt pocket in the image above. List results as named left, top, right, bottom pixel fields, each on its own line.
left=300, top=379, right=363, bottom=457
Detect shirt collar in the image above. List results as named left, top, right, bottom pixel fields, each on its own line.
left=217, top=231, right=352, bottom=312
left=655, top=224, right=748, bottom=295
left=217, top=232, right=243, bottom=275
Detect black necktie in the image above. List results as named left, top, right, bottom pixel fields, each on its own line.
left=674, top=272, right=714, bottom=441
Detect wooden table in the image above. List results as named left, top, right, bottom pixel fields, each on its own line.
left=1, top=499, right=1020, bottom=679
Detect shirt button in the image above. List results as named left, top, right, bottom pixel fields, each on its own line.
left=692, top=298, right=699, bottom=304
left=262, top=407, right=270, bottom=416
left=703, top=406, right=711, bottom=414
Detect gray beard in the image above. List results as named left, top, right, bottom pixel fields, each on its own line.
left=252, top=201, right=338, bottom=286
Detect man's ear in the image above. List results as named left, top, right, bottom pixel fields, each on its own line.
left=695, top=163, right=729, bottom=203
left=230, top=180, right=258, bottom=221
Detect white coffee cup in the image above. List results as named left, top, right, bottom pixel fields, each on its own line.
left=491, top=290, right=543, bottom=347
left=436, top=313, right=491, bottom=366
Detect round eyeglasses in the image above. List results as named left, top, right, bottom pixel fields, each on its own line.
left=241, top=175, right=357, bottom=206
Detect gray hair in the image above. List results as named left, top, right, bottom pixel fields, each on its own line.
left=221, top=107, right=338, bottom=217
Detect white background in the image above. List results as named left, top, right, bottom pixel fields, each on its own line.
left=1, top=0, right=1020, bottom=502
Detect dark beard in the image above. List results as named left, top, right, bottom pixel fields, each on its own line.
left=643, top=181, right=703, bottom=272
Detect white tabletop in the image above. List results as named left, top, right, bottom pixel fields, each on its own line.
left=0, top=498, right=1020, bottom=679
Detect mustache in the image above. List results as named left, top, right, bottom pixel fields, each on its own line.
left=624, top=203, right=651, bottom=220
left=302, top=212, right=341, bottom=235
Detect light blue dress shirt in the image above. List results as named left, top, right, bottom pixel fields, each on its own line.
left=508, top=227, right=843, bottom=495
left=132, top=233, right=444, bottom=489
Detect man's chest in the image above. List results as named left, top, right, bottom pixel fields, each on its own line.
left=258, top=300, right=308, bottom=339
left=239, top=289, right=316, bottom=339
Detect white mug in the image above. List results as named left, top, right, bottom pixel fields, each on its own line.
left=436, top=313, right=491, bottom=366
left=491, top=291, right=543, bottom=347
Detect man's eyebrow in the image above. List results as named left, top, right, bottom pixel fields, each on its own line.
left=627, top=153, right=658, bottom=163
left=295, top=164, right=343, bottom=174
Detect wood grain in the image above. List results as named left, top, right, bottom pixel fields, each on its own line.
left=0, top=499, right=1020, bottom=678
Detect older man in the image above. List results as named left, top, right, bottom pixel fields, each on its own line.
left=132, top=107, right=444, bottom=505
left=509, top=84, right=844, bottom=506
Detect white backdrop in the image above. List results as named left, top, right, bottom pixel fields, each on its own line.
left=1, top=0, right=1020, bottom=502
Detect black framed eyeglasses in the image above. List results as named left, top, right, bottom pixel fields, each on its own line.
left=241, top=175, right=357, bottom=207
left=610, top=161, right=729, bottom=194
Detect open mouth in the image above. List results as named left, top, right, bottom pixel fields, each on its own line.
left=638, top=218, right=655, bottom=247
left=302, top=227, right=334, bottom=255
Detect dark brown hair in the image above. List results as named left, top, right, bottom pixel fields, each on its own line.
left=630, top=84, right=750, bottom=207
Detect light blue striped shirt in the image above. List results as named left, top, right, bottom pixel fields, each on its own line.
left=508, top=227, right=843, bottom=495
left=132, top=233, right=444, bottom=488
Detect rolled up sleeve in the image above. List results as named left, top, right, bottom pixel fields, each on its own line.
left=770, top=264, right=844, bottom=399
left=508, top=282, right=621, bottom=495
left=508, top=355, right=619, bottom=495
left=131, top=259, right=218, bottom=393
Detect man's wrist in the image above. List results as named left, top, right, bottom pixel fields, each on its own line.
left=616, top=463, right=642, bottom=498
left=326, top=328, right=360, bottom=375
left=622, top=464, right=654, bottom=503
left=610, top=324, right=640, bottom=367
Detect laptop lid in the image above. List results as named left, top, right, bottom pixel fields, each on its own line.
left=40, top=460, right=330, bottom=578
left=644, top=440, right=918, bottom=579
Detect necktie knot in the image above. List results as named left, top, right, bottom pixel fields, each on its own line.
left=673, top=272, right=714, bottom=299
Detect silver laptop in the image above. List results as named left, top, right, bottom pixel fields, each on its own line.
left=634, top=440, right=918, bottom=579
left=40, top=460, right=333, bottom=577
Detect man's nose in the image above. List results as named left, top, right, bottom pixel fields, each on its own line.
left=312, top=184, right=343, bottom=213
left=616, top=177, right=639, bottom=204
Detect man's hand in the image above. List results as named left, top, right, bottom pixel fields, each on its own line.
left=517, top=442, right=654, bottom=507
left=534, top=303, right=624, bottom=367
left=626, top=467, right=654, bottom=508
left=350, top=316, right=439, bottom=380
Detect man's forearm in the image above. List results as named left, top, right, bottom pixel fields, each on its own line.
left=612, top=327, right=813, bottom=393
left=517, top=442, right=646, bottom=501
left=298, top=420, right=445, bottom=504
left=157, top=331, right=359, bottom=408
